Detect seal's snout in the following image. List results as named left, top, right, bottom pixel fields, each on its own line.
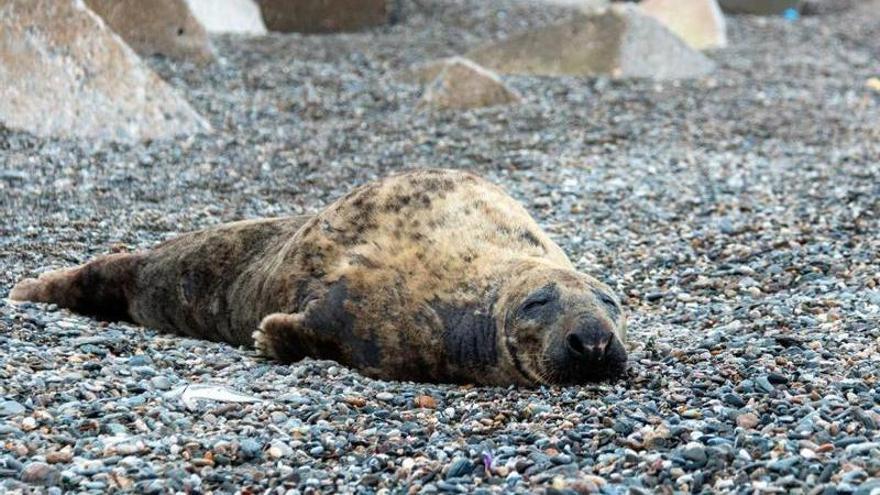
left=565, top=323, right=614, bottom=363
left=554, top=316, right=627, bottom=383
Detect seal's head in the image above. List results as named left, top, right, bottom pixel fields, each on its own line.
left=498, top=261, right=628, bottom=385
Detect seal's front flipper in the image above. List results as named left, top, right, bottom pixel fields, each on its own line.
left=9, top=253, right=142, bottom=322
left=253, top=292, right=355, bottom=365
left=254, top=313, right=311, bottom=362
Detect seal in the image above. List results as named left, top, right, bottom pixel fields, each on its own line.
left=9, top=169, right=627, bottom=385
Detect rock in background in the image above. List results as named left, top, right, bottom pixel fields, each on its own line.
left=185, top=0, right=267, bottom=34
left=799, top=0, right=858, bottom=15
left=85, top=0, right=215, bottom=63
left=257, top=0, right=394, bottom=33
left=540, top=0, right=609, bottom=11
left=466, top=5, right=715, bottom=79
left=639, top=0, right=727, bottom=50
left=0, top=0, right=212, bottom=142
left=718, top=0, right=801, bottom=15
left=418, top=57, right=521, bottom=110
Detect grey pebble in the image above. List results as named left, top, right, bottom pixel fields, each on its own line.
left=0, top=401, right=25, bottom=417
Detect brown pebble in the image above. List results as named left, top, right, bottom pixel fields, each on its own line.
left=20, top=462, right=59, bottom=484
left=45, top=448, right=73, bottom=464
left=736, top=412, right=760, bottom=429
left=414, top=395, right=437, bottom=409
left=344, top=396, right=366, bottom=408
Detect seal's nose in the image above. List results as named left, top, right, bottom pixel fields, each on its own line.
left=565, top=323, right=614, bottom=364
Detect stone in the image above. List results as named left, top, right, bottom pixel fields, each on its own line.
left=681, top=443, right=708, bottom=466
left=799, top=0, right=857, bottom=15
left=541, top=0, right=609, bottom=12
left=446, top=458, right=474, bottom=479
left=185, top=0, right=267, bottom=34
left=239, top=439, right=263, bottom=460
left=257, top=0, right=393, bottom=33
left=414, top=395, right=437, bottom=409
left=418, top=57, right=521, bottom=110
left=737, top=412, right=760, bottom=429
left=639, top=0, right=727, bottom=50
left=20, top=462, right=60, bottom=485
left=0, top=400, right=25, bottom=417
left=84, top=0, right=214, bottom=63
left=0, top=0, right=211, bottom=142
left=466, top=5, right=714, bottom=80
left=718, top=0, right=801, bottom=15
left=45, top=449, right=73, bottom=464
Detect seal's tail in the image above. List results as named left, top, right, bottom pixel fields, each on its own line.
left=9, top=253, right=142, bottom=322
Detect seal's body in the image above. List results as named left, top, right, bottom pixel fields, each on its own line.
left=11, top=169, right=627, bottom=385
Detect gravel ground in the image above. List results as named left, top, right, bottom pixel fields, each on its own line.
left=2, top=1, right=880, bottom=493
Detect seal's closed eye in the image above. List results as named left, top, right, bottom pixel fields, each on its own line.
left=518, top=284, right=560, bottom=320
left=594, top=290, right=620, bottom=318
left=598, top=293, right=615, bottom=307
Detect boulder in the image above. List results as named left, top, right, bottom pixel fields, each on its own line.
left=541, top=0, right=609, bottom=12
left=84, top=0, right=214, bottom=63
left=718, top=0, right=801, bottom=15
left=799, top=0, right=857, bottom=15
left=466, top=5, right=714, bottom=80
left=419, top=58, right=521, bottom=110
left=185, top=0, right=267, bottom=34
left=257, top=0, right=393, bottom=33
left=0, top=0, right=212, bottom=142
left=639, top=0, right=726, bottom=50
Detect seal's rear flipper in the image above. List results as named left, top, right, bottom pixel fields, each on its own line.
left=9, top=253, right=142, bottom=322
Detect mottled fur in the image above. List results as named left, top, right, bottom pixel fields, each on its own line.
left=10, top=169, right=627, bottom=385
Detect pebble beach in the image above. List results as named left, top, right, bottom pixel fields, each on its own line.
left=2, top=1, right=880, bottom=493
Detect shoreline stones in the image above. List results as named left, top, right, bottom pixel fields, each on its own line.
left=639, top=0, right=727, bottom=50
left=466, top=5, right=715, bottom=79
left=185, top=0, right=267, bottom=34
left=416, top=57, right=521, bottom=110
left=0, top=400, right=25, bottom=417
left=84, top=0, right=215, bottom=64
left=718, top=0, right=801, bottom=15
left=257, top=0, right=395, bottom=33
left=0, top=0, right=212, bottom=142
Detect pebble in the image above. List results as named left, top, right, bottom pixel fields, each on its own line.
left=150, top=376, right=172, bottom=390
left=0, top=401, right=25, bottom=417
left=737, top=413, right=760, bottom=429
left=19, top=462, right=60, bottom=485
left=20, top=417, right=37, bottom=431
left=446, top=458, right=474, bottom=479
left=756, top=376, right=775, bottom=394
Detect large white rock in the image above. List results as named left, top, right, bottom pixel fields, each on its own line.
left=0, top=0, right=212, bottom=142
left=419, top=58, right=521, bottom=110
left=85, top=0, right=214, bottom=64
left=466, top=5, right=715, bottom=80
left=639, top=0, right=727, bottom=50
left=185, top=0, right=267, bottom=34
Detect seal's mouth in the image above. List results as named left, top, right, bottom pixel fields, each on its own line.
left=534, top=333, right=628, bottom=385
left=503, top=332, right=545, bottom=386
